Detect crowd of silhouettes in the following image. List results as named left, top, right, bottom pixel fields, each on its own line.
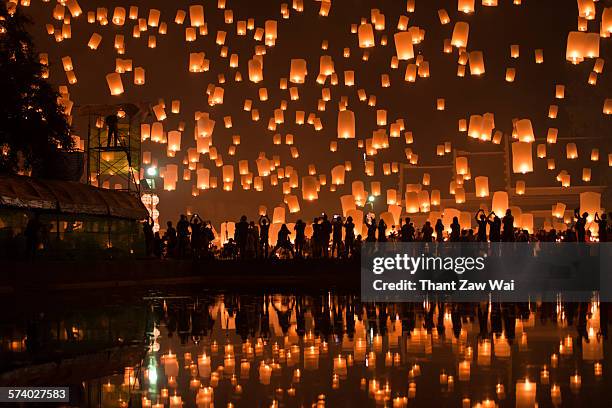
left=144, top=208, right=609, bottom=260
left=153, top=295, right=607, bottom=347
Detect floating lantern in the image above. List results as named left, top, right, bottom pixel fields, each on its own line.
left=469, top=51, right=485, bottom=75
left=512, top=142, right=533, bottom=173
left=105, top=73, right=123, bottom=95
left=475, top=176, right=489, bottom=197
left=492, top=191, right=509, bottom=215
left=394, top=32, right=414, bottom=60
left=358, top=23, right=375, bottom=48
left=451, top=22, right=469, bottom=47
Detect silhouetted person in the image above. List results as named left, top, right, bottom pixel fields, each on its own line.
left=105, top=113, right=119, bottom=147
left=574, top=209, right=588, bottom=242
left=312, top=218, right=321, bottom=258
left=475, top=209, right=488, bottom=242
left=400, top=217, right=415, bottom=242
left=488, top=212, right=501, bottom=242
left=164, top=221, right=177, bottom=257
left=435, top=219, right=444, bottom=242
left=258, top=215, right=271, bottom=258
left=153, top=231, right=163, bottom=258
left=331, top=215, right=343, bottom=257
left=294, top=219, right=306, bottom=257
left=344, top=216, right=355, bottom=257
left=235, top=215, right=249, bottom=259
left=143, top=216, right=154, bottom=257
left=320, top=213, right=332, bottom=257
left=271, top=224, right=294, bottom=258
left=502, top=209, right=514, bottom=242
left=246, top=221, right=259, bottom=258
left=190, top=214, right=202, bottom=258
left=422, top=221, right=433, bottom=242
left=177, top=214, right=190, bottom=258
left=450, top=217, right=461, bottom=242
left=377, top=219, right=387, bottom=242
left=25, top=212, right=41, bottom=259
left=365, top=215, right=377, bottom=242
left=595, top=212, right=607, bottom=242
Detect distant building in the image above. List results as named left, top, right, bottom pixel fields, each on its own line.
left=0, top=174, right=147, bottom=260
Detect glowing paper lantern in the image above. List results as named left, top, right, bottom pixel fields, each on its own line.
left=492, top=191, right=509, bottom=215
left=248, top=59, right=263, bottom=83
left=512, top=142, right=533, bottom=174
left=455, top=157, right=469, bottom=175
left=451, top=22, right=469, bottom=47
left=566, top=143, right=578, bottom=159
left=331, top=165, right=346, bottom=185
left=469, top=51, right=485, bottom=75
left=189, top=5, right=205, bottom=27
left=358, top=23, right=375, bottom=48
left=88, top=33, right=102, bottom=49
left=394, top=32, right=414, bottom=60
left=458, top=0, right=475, bottom=13
left=337, top=110, right=355, bottom=139
left=515, top=119, right=535, bottom=142
left=302, top=176, right=319, bottom=201
left=475, top=176, right=490, bottom=197
left=105, top=73, right=123, bottom=95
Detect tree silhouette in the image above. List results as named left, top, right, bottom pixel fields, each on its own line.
left=0, top=4, right=72, bottom=175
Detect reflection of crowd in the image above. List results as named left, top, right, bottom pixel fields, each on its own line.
left=154, top=295, right=607, bottom=346
left=147, top=209, right=609, bottom=260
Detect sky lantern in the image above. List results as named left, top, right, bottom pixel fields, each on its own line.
left=352, top=181, right=366, bottom=204
left=505, top=68, right=516, bottom=82
left=603, top=7, right=612, bottom=34
left=492, top=191, right=509, bottom=215
left=516, top=119, right=535, bottom=142
left=582, top=168, right=591, bottom=182
left=469, top=51, right=485, bottom=75
left=405, top=191, right=419, bottom=213
left=289, top=59, right=307, bottom=83
left=577, top=0, right=595, bottom=20
left=358, top=23, right=375, bottom=48
left=534, top=49, right=544, bottom=63
left=451, top=22, right=469, bottom=47
left=566, top=32, right=586, bottom=63
left=88, top=33, right=102, bottom=49
left=248, top=59, right=263, bottom=83
left=475, top=176, right=490, bottom=197
left=167, top=131, right=181, bottom=152
left=555, top=85, right=564, bottom=99
left=580, top=192, right=600, bottom=223
left=438, top=9, right=450, bottom=24
left=566, top=143, right=578, bottom=159
left=112, top=7, right=126, bottom=26
left=511, top=44, right=520, bottom=58
left=331, top=165, right=346, bottom=185
left=604, top=99, right=612, bottom=114
left=302, top=176, right=319, bottom=201
left=512, top=142, right=533, bottom=174
left=189, top=5, right=205, bottom=27
left=337, top=110, right=355, bottom=139
left=105, top=73, right=123, bottom=95
left=148, top=9, right=160, bottom=27
left=65, top=0, right=82, bottom=17
left=394, top=32, right=414, bottom=60
left=265, top=20, right=278, bottom=41
left=153, top=104, right=166, bottom=121
left=537, top=144, right=547, bottom=158
left=458, top=0, right=475, bottom=13
left=455, top=157, right=469, bottom=175
left=319, top=55, right=335, bottom=76
left=340, top=195, right=356, bottom=217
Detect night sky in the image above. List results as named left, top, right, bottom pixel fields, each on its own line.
left=21, top=0, right=611, bottom=228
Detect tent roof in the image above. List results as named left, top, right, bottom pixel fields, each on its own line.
left=0, top=174, right=147, bottom=220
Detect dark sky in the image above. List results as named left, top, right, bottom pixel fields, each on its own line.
left=22, top=0, right=611, bottom=227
